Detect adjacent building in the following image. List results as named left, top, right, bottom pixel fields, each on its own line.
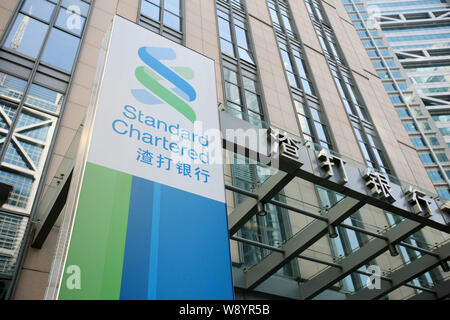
left=342, top=0, right=450, bottom=202
left=0, top=0, right=448, bottom=300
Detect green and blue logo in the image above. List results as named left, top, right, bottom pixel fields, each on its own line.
left=132, top=47, right=198, bottom=123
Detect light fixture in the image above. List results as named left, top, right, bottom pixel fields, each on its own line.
left=388, top=244, right=399, bottom=257
left=257, top=202, right=267, bottom=217
left=328, top=224, right=338, bottom=238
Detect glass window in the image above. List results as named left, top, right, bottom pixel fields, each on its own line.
left=390, top=95, right=403, bottom=104
left=21, top=0, right=56, bottom=22
left=412, top=108, right=423, bottom=117
left=439, top=128, right=450, bottom=136
left=61, top=0, right=90, bottom=17
left=220, top=39, right=234, bottom=57
left=396, top=109, right=410, bottom=117
left=25, top=83, right=64, bottom=114
left=429, top=137, right=440, bottom=146
left=437, top=188, right=450, bottom=201
left=4, top=14, right=49, bottom=59
left=432, top=114, right=450, bottom=122
left=225, top=82, right=241, bottom=105
left=55, top=6, right=87, bottom=36
left=428, top=170, right=444, bottom=181
left=411, top=137, right=425, bottom=147
left=0, top=213, right=28, bottom=275
left=0, top=73, right=27, bottom=103
left=164, top=0, right=180, bottom=15
left=164, top=10, right=181, bottom=30
left=218, top=17, right=232, bottom=41
left=419, top=153, right=434, bottom=164
left=436, top=153, right=449, bottom=163
left=419, top=122, right=431, bottom=131
left=403, top=122, right=417, bottom=132
left=141, top=0, right=161, bottom=21
left=41, top=28, right=80, bottom=72
left=0, top=169, right=34, bottom=209
left=140, top=0, right=182, bottom=34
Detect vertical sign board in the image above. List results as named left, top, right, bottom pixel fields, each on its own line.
left=58, top=16, right=233, bottom=299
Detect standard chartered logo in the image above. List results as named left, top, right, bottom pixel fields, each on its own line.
left=132, top=47, right=198, bottom=123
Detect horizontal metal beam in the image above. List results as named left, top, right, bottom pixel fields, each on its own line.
left=227, top=184, right=389, bottom=239
left=244, top=197, right=364, bottom=289
left=409, top=278, right=450, bottom=300
left=268, top=198, right=327, bottom=221
left=349, top=242, right=450, bottom=300
left=231, top=236, right=284, bottom=253
left=231, top=235, right=341, bottom=268
left=404, top=283, right=435, bottom=294
left=398, top=241, right=439, bottom=258
left=225, top=184, right=258, bottom=199
left=298, top=219, right=423, bottom=300
left=340, top=222, right=389, bottom=240
left=297, top=254, right=341, bottom=269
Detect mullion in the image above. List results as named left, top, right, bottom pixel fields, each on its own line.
left=271, top=0, right=333, bottom=148
left=227, top=4, right=251, bottom=120
left=286, top=42, right=307, bottom=93
left=159, top=0, right=165, bottom=34
left=307, top=0, right=391, bottom=173
left=325, top=41, right=382, bottom=164
left=0, top=0, right=64, bottom=167
left=52, top=19, right=84, bottom=39
left=17, top=11, right=52, bottom=27
left=300, top=98, right=323, bottom=147
left=308, top=104, right=330, bottom=148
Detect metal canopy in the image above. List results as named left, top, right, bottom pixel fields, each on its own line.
left=244, top=196, right=364, bottom=289
left=409, top=278, right=450, bottom=300
left=349, top=242, right=450, bottom=300
left=220, top=113, right=450, bottom=299
left=298, top=219, right=423, bottom=299
left=228, top=170, right=298, bottom=236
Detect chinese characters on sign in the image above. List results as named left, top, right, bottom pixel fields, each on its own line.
left=136, top=148, right=210, bottom=183
left=269, top=128, right=302, bottom=168
left=363, top=170, right=396, bottom=203
left=405, top=186, right=432, bottom=217
left=318, top=149, right=348, bottom=184
left=313, top=146, right=437, bottom=218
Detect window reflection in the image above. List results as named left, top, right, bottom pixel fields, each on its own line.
left=25, top=83, right=64, bottom=114
left=0, top=214, right=28, bottom=276
left=41, top=28, right=80, bottom=72
left=21, top=0, right=55, bottom=22
left=55, top=7, right=86, bottom=36
left=140, top=0, right=182, bottom=31
left=0, top=73, right=27, bottom=103
left=4, top=14, right=48, bottom=59
left=61, top=0, right=90, bottom=17
left=141, top=0, right=160, bottom=21
left=4, top=0, right=88, bottom=73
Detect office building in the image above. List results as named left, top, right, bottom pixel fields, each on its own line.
left=342, top=0, right=450, bottom=201
left=0, top=0, right=448, bottom=300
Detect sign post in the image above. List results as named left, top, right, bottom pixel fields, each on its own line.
left=51, top=16, right=233, bottom=300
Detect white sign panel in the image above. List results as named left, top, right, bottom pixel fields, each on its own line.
left=87, top=16, right=224, bottom=203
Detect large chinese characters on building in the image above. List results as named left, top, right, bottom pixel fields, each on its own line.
left=57, top=16, right=233, bottom=300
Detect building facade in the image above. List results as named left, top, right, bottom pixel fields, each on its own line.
left=342, top=0, right=450, bottom=201
left=0, top=0, right=448, bottom=300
